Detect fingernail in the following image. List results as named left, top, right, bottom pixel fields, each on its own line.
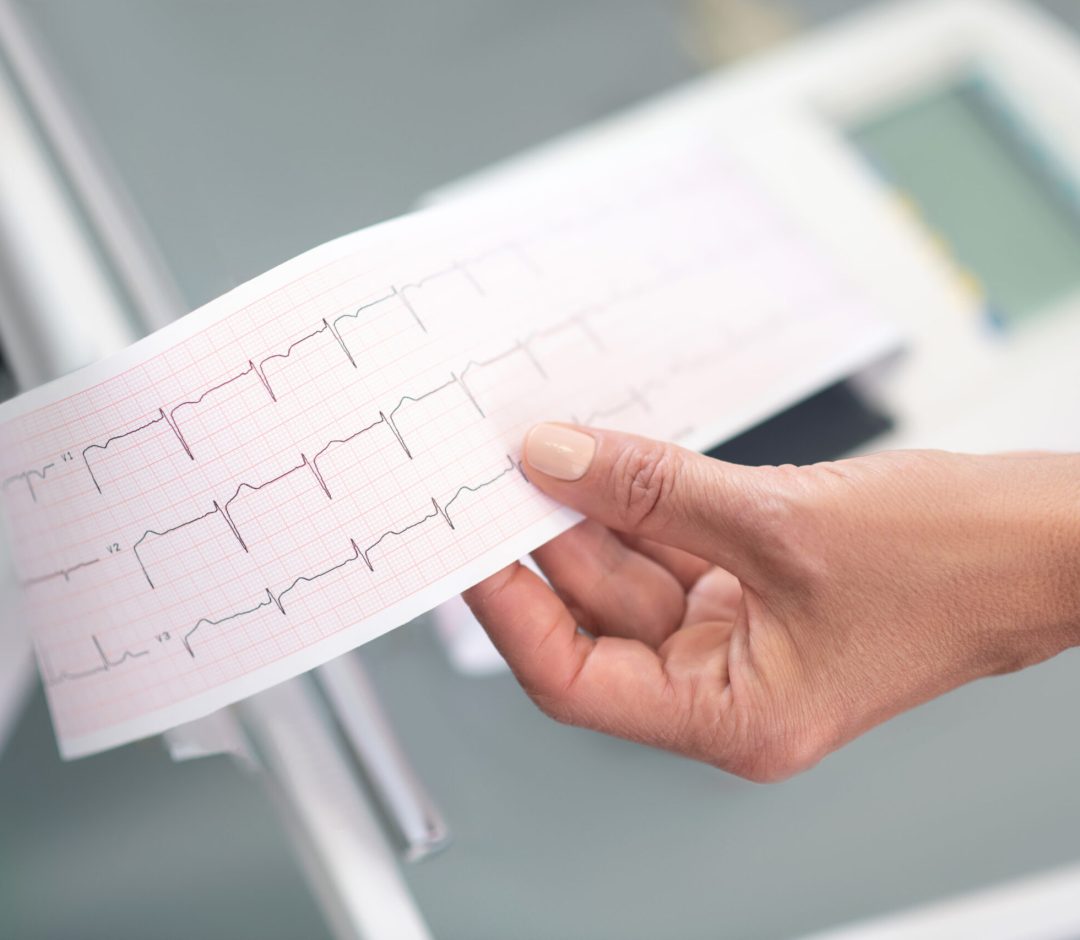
left=525, top=424, right=596, bottom=481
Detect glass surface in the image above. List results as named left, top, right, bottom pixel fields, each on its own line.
left=850, top=77, right=1080, bottom=322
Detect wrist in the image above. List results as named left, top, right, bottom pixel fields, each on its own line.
left=1003, top=454, right=1080, bottom=666
left=1042, top=456, right=1080, bottom=651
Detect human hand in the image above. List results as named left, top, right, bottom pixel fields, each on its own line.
left=464, top=424, right=1080, bottom=781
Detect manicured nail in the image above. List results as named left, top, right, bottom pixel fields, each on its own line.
left=525, top=424, right=596, bottom=481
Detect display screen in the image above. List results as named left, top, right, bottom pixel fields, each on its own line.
left=850, top=77, right=1080, bottom=323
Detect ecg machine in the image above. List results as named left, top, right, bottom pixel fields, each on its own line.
left=2, top=1, right=1080, bottom=938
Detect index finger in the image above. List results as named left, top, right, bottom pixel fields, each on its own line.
left=463, top=563, right=687, bottom=745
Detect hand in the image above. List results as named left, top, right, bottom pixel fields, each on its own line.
left=464, top=424, right=1080, bottom=781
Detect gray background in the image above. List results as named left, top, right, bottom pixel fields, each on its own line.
left=3, top=1, right=1080, bottom=938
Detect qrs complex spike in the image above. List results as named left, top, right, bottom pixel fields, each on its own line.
left=331, top=289, right=415, bottom=357
left=256, top=322, right=344, bottom=400
left=82, top=411, right=178, bottom=494
left=6, top=204, right=679, bottom=508
left=133, top=504, right=237, bottom=590
left=174, top=455, right=519, bottom=661
left=20, top=557, right=101, bottom=588
left=311, top=416, right=388, bottom=494
left=384, top=375, right=467, bottom=461
left=2, top=461, right=55, bottom=502
left=66, top=268, right=474, bottom=497
left=19, top=333, right=688, bottom=595
left=125, top=371, right=482, bottom=592
left=6, top=258, right=582, bottom=504
left=42, top=634, right=149, bottom=686
left=17, top=334, right=714, bottom=596
left=132, top=452, right=333, bottom=589
left=166, top=360, right=276, bottom=460
left=46, top=454, right=519, bottom=678
left=0, top=141, right=892, bottom=759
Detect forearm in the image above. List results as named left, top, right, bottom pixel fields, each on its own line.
left=1014, top=453, right=1080, bottom=666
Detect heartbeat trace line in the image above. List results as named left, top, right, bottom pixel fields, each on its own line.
left=81, top=256, right=493, bottom=486
left=180, top=453, right=518, bottom=656
left=42, top=633, right=149, bottom=686
left=20, top=557, right=102, bottom=589
left=12, top=232, right=585, bottom=501
left=258, top=321, right=350, bottom=398
left=332, top=289, right=418, bottom=357
left=12, top=243, right=602, bottom=507
left=24, top=312, right=725, bottom=596
left=576, top=386, right=653, bottom=427
left=178, top=454, right=519, bottom=658
left=128, top=369, right=481, bottom=590
left=131, top=448, right=339, bottom=589
left=12, top=235, right=720, bottom=610
left=2, top=462, right=56, bottom=503
left=26, top=314, right=699, bottom=595
left=4, top=163, right=714, bottom=505
left=20, top=170, right=828, bottom=702
left=328, top=248, right=540, bottom=363
left=82, top=410, right=186, bottom=495
left=30, top=281, right=746, bottom=674
left=120, top=306, right=600, bottom=587
left=44, top=454, right=520, bottom=681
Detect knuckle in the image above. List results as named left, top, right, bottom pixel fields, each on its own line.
left=743, top=465, right=827, bottom=582
left=609, top=442, right=678, bottom=531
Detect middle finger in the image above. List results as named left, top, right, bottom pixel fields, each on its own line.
left=532, top=520, right=687, bottom=647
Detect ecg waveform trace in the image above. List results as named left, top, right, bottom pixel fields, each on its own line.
left=42, top=634, right=149, bottom=686
left=19, top=297, right=615, bottom=602
left=47, top=454, right=522, bottom=676
left=3, top=183, right=659, bottom=511
left=63, top=253, right=519, bottom=501
left=2, top=462, right=55, bottom=502
left=121, top=350, right=540, bottom=595
left=177, top=453, right=520, bottom=657
left=20, top=556, right=101, bottom=588
left=22, top=306, right=686, bottom=603
left=0, top=138, right=896, bottom=757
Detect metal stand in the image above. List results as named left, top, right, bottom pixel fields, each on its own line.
left=0, top=5, right=446, bottom=934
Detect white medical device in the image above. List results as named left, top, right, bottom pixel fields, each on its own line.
left=431, top=11, right=1080, bottom=933
left=3, top=1, right=1080, bottom=936
left=469, top=0, right=1080, bottom=444
left=434, top=0, right=1080, bottom=676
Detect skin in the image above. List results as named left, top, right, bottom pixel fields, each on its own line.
left=463, top=425, right=1080, bottom=782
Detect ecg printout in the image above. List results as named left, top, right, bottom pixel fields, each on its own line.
left=0, top=138, right=898, bottom=757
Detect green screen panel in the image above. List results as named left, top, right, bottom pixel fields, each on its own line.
left=850, top=78, right=1080, bottom=323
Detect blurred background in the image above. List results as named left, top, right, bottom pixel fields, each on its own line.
left=2, top=1, right=1080, bottom=938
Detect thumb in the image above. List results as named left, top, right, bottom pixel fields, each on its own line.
left=522, top=422, right=766, bottom=573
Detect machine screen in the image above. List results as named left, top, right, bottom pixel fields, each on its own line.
left=850, top=78, right=1080, bottom=323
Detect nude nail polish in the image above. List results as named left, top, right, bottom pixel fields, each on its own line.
left=524, top=424, right=596, bottom=481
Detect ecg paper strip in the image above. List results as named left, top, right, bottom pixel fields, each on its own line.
left=0, top=138, right=898, bottom=757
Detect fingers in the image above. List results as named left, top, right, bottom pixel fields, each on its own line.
left=681, top=566, right=743, bottom=626
left=531, top=520, right=686, bottom=647
left=617, top=534, right=712, bottom=591
left=463, top=563, right=695, bottom=749
left=463, top=563, right=592, bottom=704
left=522, top=423, right=764, bottom=575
